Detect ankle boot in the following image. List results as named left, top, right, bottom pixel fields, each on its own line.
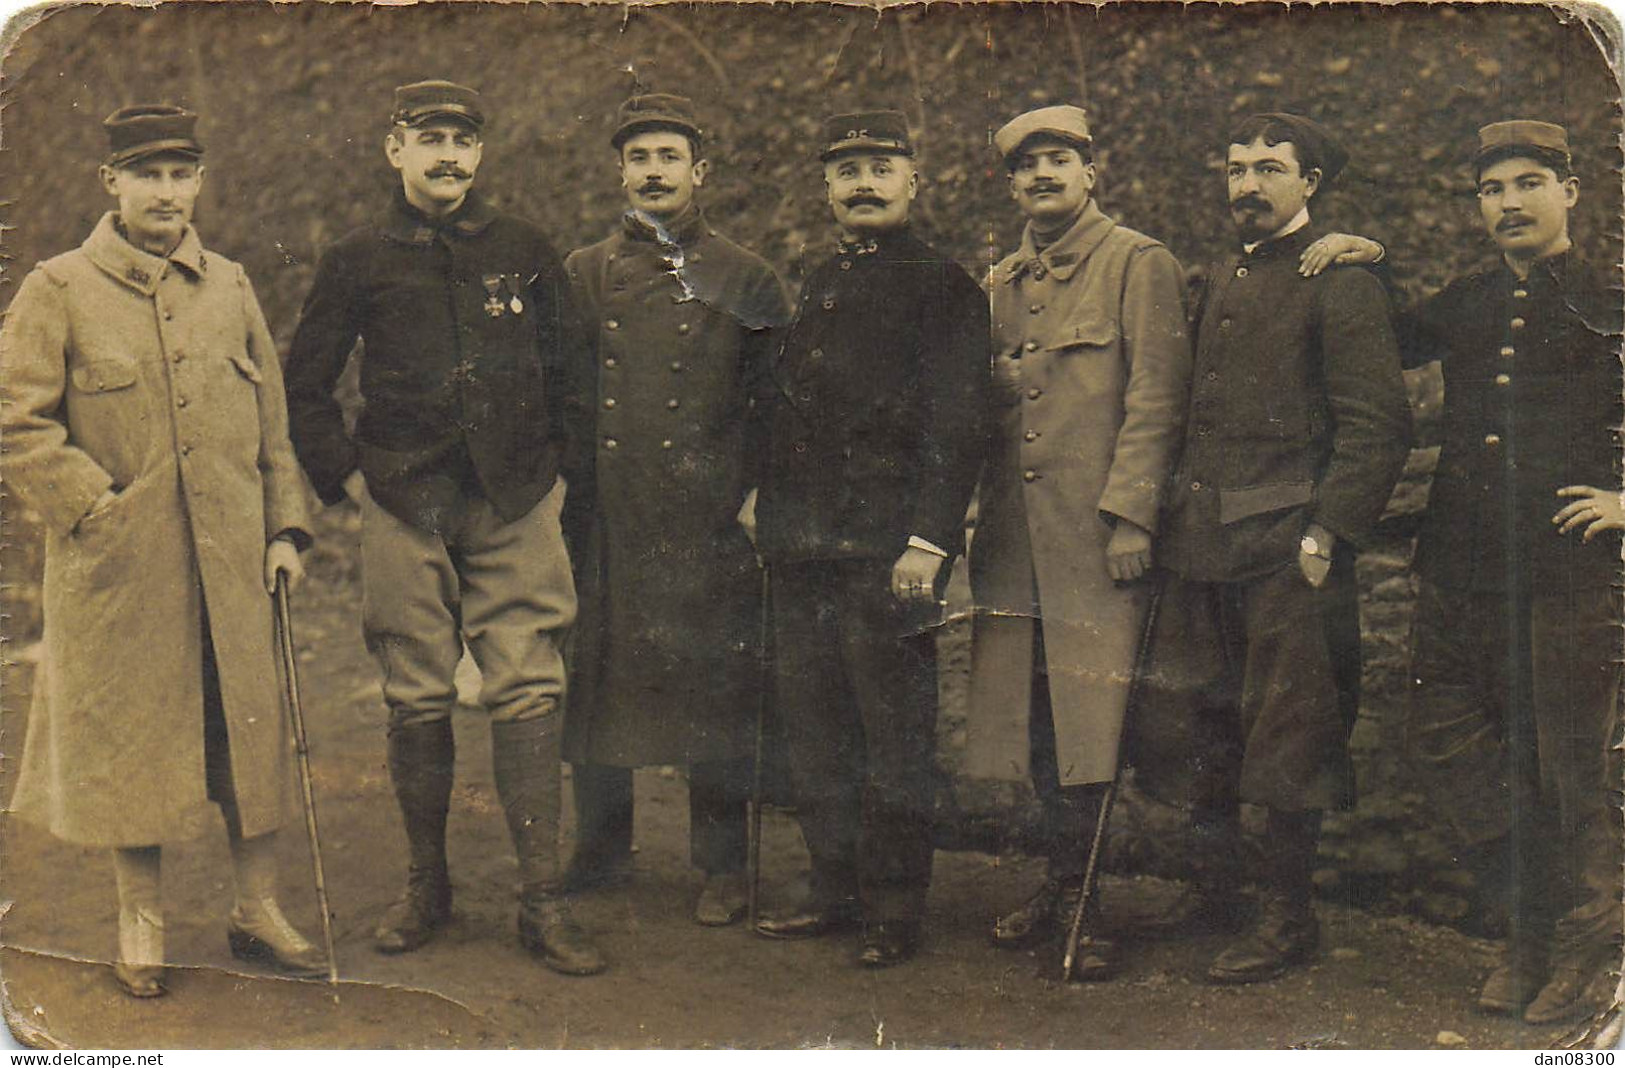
left=112, top=846, right=165, bottom=998
left=1208, top=808, right=1321, bottom=984
left=229, top=898, right=327, bottom=977
left=374, top=718, right=455, bottom=954
left=492, top=715, right=606, bottom=976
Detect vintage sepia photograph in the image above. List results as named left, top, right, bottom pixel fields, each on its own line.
left=0, top=0, right=1620, bottom=1050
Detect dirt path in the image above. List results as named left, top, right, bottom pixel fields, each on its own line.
left=0, top=557, right=1612, bottom=1050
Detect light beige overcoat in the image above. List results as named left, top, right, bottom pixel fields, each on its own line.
left=966, top=201, right=1190, bottom=786
left=2, top=214, right=311, bottom=846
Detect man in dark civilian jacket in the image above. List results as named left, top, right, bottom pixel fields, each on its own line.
left=751, top=110, right=990, bottom=968
left=284, top=81, right=602, bottom=975
left=561, top=93, right=789, bottom=926
left=1328, top=122, right=1621, bottom=1024
left=1132, top=113, right=1411, bottom=984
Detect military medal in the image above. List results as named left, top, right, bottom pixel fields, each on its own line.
left=509, top=292, right=524, bottom=315
left=482, top=275, right=505, bottom=318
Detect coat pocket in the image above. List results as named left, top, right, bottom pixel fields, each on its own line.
left=1046, top=320, right=1119, bottom=351
left=227, top=350, right=264, bottom=385
left=70, top=358, right=137, bottom=394
left=1218, top=481, right=1313, bottom=525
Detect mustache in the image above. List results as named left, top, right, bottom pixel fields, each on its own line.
left=1497, top=213, right=1535, bottom=231
left=639, top=181, right=676, bottom=194
left=1025, top=182, right=1065, bottom=195
left=843, top=194, right=888, bottom=209
left=426, top=165, right=473, bottom=180
left=1230, top=194, right=1271, bottom=213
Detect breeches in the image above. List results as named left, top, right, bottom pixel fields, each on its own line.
left=360, top=482, right=576, bottom=726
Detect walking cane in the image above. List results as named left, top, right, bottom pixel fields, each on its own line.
left=274, top=574, right=340, bottom=985
left=1061, top=573, right=1165, bottom=981
left=747, top=565, right=771, bottom=928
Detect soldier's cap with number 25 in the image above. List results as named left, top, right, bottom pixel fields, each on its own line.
left=391, top=80, right=485, bottom=131
left=104, top=105, right=203, bottom=168
left=994, top=105, right=1092, bottom=164
left=820, top=110, right=914, bottom=161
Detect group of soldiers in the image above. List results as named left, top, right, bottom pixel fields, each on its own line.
left=2, top=77, right=1619, bottom=1030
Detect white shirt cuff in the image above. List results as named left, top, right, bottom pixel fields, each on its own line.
left=907, top=535, right=949, bottom=558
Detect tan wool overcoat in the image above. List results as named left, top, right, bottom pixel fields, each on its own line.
left=2, top=214, right=311, bottom=847
left=966, top=201, right=1190, bottom=786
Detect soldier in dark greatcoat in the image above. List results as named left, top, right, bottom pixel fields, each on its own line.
left=284, top=81, right=603, bottom=976
left=1131, top=113, right=1411, bottom=984
left=751, top=111, right=991, bottom=968
left=561, top=94, right=789, bottom=926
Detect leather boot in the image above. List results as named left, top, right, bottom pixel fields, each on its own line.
left=493, top=715, right=606, bottom=976
left=374, top=718, right=455, bottom=954
left=1132, top=808, right=1248, bottom=938
left=1477, top=939, right=1548, bottom=1015
left=112, top=846, right=165, bottom=998
left=1208, top=808, right=1321, bottom=984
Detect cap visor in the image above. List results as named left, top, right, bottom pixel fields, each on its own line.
left=107, top=141, right=203, bottom=167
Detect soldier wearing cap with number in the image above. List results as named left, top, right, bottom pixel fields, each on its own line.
left=2, top=105, right=324, bottom=996
left=284, top=80, right=603, bottom=975
left=751, top=110, right=990, bottom=968
left=1130, top=112, right=1410, bottom=984
left=559, top=93, right=789, bottom=925
left=964, top=104, right=1190, bottom=978
left=1318, top=121, right=1622, bottom=1024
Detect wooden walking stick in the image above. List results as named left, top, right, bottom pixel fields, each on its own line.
left=274, top=574, right=340, bottom=985
left=747, top=565, right=771, bottom=928
left=1061, top=573, right=1165, bottom=981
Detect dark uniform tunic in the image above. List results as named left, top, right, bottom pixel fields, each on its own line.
left=1134, top=226, right=1411, bottom=814
left=1401, top=252, right=1622, bottom=950
left=285, top=189, right=589, bottom=535
left=757, top=228, right=989, bottom=923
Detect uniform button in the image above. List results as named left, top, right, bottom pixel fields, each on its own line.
left=661, top=439, right=674, bottom=450
left=793, top=441, right=807, bottom=453
left=604, top=398, right=617, bottom=409
left=1197, top=424, right=1211, bottom=436
left=1027, top=387, right=1042, bottom=400
left=176, top=396, right=188, bottom=408
left=1513, top=288, right=1529, bottom=299
left=162, top=310, right=174, bottom=321
left=822, top=297, right=836, bottom=310
left=181, top=444, right=194, bottom=457
left=1495, top=373, right=1511, bottom=386
left=1024, top=340, right=1039, bottom=352
left=1023, top=429, right=1039, bottom=442
left=1484, top=433, right=1502, bottom=446
left=172, top=350, right=186, bottom=364
left=1029, top=304, right=1043, bottom=315
left=1235, top=266, right=1249, bottom=278
left=677, top=323, right=691, bottom=335
left=670, top=361, right=684, bottom=372
left=1510, top=317, right=1526, bottom=330
left=667, top=398, right=680, bottom=410
left=1023, top=470, right=1038, bottom=483
left=605, top=357, right=618, bottom=368
left=606, top=319, right=620, bottom=330
left=811, top=348, right=824, bottom=360
left=604, top=437, right=619, bottom=450
left=1220, top=317, right=1233, bottom=330
left=1205, top=370, right=1218, bottom=382
left=1191, top=480, right=1203, bottom=491
left=1499, top=346, right=1515, bottom=358
left=839, top=260, right=853, bottom=271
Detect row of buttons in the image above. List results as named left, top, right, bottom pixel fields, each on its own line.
left=606, top=319, right=693, bottom=334
left=603, top=397, right=682, bottom=410
left=603, top=438, right=678, bottom=450
left=603, top=357, right=686, bottom=372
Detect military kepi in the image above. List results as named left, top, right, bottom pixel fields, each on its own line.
left=103, top=105, right=203, bottom=168
left=612, top=93, right=701, bottom=149
left=994, top=105, right=1092, bottom=163
left=1474, top=119, right=1570, bottom=170
left=391, top=80, right=485, bottom=130
left=820, top=110, right=913, bottom=161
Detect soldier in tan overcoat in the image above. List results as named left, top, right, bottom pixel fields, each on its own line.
left=1, top=106, right=325, bottom=997
left=965, top=106, right=1191, bottom=978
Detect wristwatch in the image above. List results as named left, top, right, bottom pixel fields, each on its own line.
left=1300, top=533, right=1332, bottom=560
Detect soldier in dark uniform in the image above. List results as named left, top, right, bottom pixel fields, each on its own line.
left=1131, top=113, right=1411, bottom=983
left=561, top=94, right=789, bottom=926
left=1396, top=122, right=1620, bottom=1024
left=751, top=111, right=990, bottom=968
left=284, top=81, right=603, bottom=976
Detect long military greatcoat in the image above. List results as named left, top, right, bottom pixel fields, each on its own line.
left=561, top=210, right=788, bottom=767
left=1, top=215, right=311, bottom=847
left=965, top=202, right=1191, bottom=786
